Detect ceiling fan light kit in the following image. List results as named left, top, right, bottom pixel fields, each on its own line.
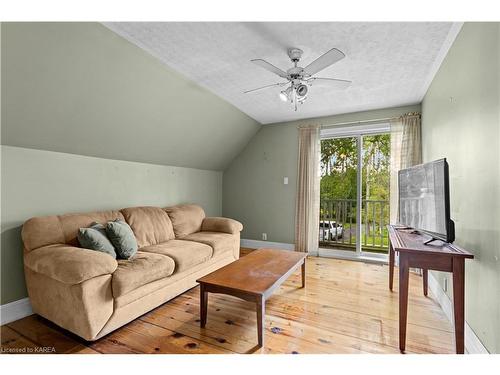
left=246, top=46, right=352, bottom=111
left=279, top=88, right=290, bottom=102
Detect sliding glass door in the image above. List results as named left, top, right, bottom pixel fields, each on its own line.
left=319, top=124, right=390, bottom=258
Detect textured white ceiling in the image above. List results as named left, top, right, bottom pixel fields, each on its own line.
left=104, top=22, right=457, bottom=124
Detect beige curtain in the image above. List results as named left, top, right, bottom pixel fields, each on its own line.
left=295, top=126, right=321, bottom=254
left=389, top=113, right=422, bottom=224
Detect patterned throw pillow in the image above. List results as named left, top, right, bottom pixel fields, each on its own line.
left=105, top=219, right=138, bottom=259
left=77, top=222, right=117, bottom=258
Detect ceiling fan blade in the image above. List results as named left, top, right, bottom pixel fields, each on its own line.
left=304, top=48, right=345, bottom=76
left=244, top=82, right=287, bottom=94
left=307, top=77, right=351, bottom=89
left=251, top=59, right=288, bottom=78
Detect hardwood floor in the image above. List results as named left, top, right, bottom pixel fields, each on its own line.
left=1, top=248, right=454, bottom=354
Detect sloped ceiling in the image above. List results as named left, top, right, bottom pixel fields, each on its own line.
left=104, top=22, right=459, bottom=124
left=1, top=22, right=261, bottom=171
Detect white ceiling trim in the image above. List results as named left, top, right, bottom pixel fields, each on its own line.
left=416, top=22, right=463, bottom=101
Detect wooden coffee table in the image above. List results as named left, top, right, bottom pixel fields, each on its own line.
left=196, top=248, right=306, bottom=347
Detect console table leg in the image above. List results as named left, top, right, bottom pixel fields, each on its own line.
left=256, top=296, right=265, bottom=347
left=301, top=260, right=306, bottom=288
left=453, top=257, right=465, bottom=354
left=423, top=268, right=428, bottom=296
left=399, top=253, right=409, bottom=353
left=389, top=243, right=395, bottom=291
left=200, top=285, right=208, bottom=328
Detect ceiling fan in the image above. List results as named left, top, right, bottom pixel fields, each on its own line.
left=245, top=47, right=351, bottom=111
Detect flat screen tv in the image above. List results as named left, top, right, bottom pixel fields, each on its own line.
left=398, top=158, right=455, bottom=243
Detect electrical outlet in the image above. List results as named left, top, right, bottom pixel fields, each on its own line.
left=262, top=233, right=267, bottom=241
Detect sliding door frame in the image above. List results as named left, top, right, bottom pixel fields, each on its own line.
left=319, top=122, right=390, bottom=263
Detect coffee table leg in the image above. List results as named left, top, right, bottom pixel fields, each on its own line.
left=256, top=296, right=265, bottom=347
left=301, top=260, right=306, bottom=288
left=200, top=284, right=208, bottom=328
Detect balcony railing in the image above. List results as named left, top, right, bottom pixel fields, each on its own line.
left=319, top=198, right=389, bottom=253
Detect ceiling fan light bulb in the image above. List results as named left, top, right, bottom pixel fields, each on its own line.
left=279, top=91, right=288, bottom=102
left=296, top=84, right=308, bottom=98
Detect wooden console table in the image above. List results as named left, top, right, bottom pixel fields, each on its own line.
left=388, top=225, right=474, bottom=354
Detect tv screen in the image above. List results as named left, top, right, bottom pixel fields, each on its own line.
left=398, top=158, right=455, bottom=243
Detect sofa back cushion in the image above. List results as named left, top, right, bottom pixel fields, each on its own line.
left=164, top=204, right=206, bottom=238
left=22, top=216, right=64, bottom=253
left=22, top=210, right=125, bottom=253
left=120, top=206, right=175, bottom=248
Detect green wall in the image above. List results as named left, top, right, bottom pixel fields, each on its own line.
left=0, top=22, right=260, bottom=305
left=0, top=146, right=223, bottom=304
left=1, top=23, right=260, bottom=170
left=223, top=104, right=421, bottom=244
left=422, top=22, right=500, bottom=353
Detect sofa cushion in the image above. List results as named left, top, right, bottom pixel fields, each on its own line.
left=78, top=222, right=117, bottom=258
left=181, top=232, right=238, bottom=257
left=164, top=204, right=206, bottom=238
left=140, top=240, right=212, bottom=273
left=22, top=216, right=65, bottom=253
left=105, top=220, right=138, bottom=260
left=22, top=210, right=124, bottom=253
left=112, top=251, right=175, bottom=297
left=120, top=206, right=175, bottom=248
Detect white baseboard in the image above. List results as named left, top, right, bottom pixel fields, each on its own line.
left=240, top=238, right=295, bottom=251
left=428, top=273, right=489, bottom=354
left=0, top=297, right=33, bottom=325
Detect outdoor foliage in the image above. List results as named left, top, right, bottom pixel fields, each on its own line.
left=320, top=134, right=390, bottom=201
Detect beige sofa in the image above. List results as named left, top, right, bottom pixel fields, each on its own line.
left=21, top=204, right=242, bottom=341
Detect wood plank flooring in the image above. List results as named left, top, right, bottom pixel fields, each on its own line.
left=0, top=248, right=454, bottom=354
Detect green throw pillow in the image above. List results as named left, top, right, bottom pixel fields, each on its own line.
left=78, top=222, right=117, bottom=259
left=105, top=219, right=138, bottom=259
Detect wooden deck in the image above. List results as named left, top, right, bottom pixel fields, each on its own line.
left=1, top=248, right=454, bottom=354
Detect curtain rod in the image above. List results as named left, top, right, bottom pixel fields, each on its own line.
left=297, top=113, right=421, bottom=129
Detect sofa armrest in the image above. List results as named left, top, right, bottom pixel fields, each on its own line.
left=201, top=217, right=243, bottom=234
left=24, top=244, right=118, bottom=285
